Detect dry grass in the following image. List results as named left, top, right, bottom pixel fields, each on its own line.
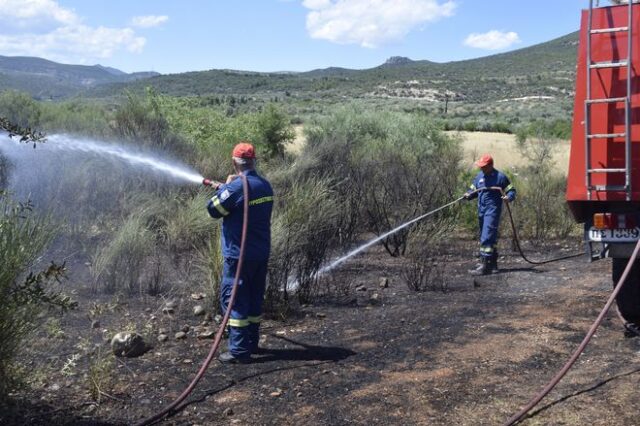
left=447, top=131, right=570, bottom=174
left=289, top=127, right=570, bottom=174
left=286, top=125, right=306, bottom=156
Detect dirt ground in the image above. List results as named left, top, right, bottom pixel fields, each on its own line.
left=3, top=237, right=640, bottom=426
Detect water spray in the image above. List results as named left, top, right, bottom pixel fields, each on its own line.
left=1, top=132, right=205, bottom=185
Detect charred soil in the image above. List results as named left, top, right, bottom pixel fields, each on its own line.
left=3, top=239, right=639, bottom=426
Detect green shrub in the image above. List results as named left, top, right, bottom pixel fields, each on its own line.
left=112, top=89, right=192, bottom=158
left=0, top=196, right=73, bottom=398
left=0, top=91, right=42, bottom=129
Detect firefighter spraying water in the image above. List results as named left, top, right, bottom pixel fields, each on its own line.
left=205, top=142, right=274, bottom=364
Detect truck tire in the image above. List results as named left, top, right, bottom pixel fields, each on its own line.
left=612, top=257, right=640, bottom=324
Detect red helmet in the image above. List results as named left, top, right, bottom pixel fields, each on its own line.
left=475, top=154, right=494, bottom=167
left=232, top=142, right=256, bottom=159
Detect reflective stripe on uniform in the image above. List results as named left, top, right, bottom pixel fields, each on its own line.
left=470, top=184, right=476, bottom=190
left=211, top=196, right=229, bottom=216
left=248, top=315, right=262, bottom=324
left=480, top=246, right=494, bottom=253
left=505, top=184, right=515, bottom=192
left=249, top=196, right=274, bottom=206
left=228, top=318, right=250, bottom=327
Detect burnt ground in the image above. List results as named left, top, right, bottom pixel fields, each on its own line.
left=3, top=238, right=640, bottom=426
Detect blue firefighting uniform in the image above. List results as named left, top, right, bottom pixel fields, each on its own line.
left=466, top=169, right=516, bottom=258
left=207, top=170, right=274, bottom=360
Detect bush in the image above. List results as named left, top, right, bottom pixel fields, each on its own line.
left=267, top=177, right=342, bottom=308
left=402, top=232, right=447, bottom=292
left=352, top=115, right=463, bottom=256
left=512, top=134, right=578, bottom=242
left=254, top=103, right=295, bottom=160
left=112, top=89, right=192, bottom=158
left=0, top=91, right=42, bottom=129
left=164, top=192, right=214, bottom=252
left=194, top=226, right=223, bottom=314
left=0, top=196, right=74, bottom=398
left=90, top=212, right=154, bottom=294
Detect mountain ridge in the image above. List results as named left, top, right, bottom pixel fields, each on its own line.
left=0, top=31, right=580, bottom=104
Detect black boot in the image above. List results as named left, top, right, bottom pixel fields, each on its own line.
left=489, top=253, right=499, bottom=273
left=469, top=257, right=490, bottom=276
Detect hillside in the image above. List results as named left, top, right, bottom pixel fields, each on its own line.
left=0, top=56, right=159, bottom=100
left=85, top=32, right=579, bottom=104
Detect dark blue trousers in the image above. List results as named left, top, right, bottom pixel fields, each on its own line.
left=220, top=257, right=268, bottom=359
left=479, top=210, right=501, bottom=257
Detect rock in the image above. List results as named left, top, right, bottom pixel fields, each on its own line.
left=49, top=383, right=61, bottom=391
left=157, top=334, right=168, bottom=343
left=181, top=325, right=190, bottom=333
left=162, top=306, right=174, bottom=315
left=315, top=313, right=326, bottom=319
left=85, top=404, right=97, bottom=414
left=191, top=293, right=205, bottom=300
left=91, top=320, right=101, bottom=329
left=159, top=328, right=168, bottom=335
left=193, top=305, right=205, bottom=316
left=175, top=331, right=187, bottom=340
left=144, top=308, right=152, bottom=313
left=111, top=332, right=148, bottom=357
left=370, top=293, right=380, bottom=304
left=223, top=407, right=234, bottom=416
left=270, top=389, right=283, bottom=397
left=296, top=392, right=303, bottom=397
left=356, top=285, right=367, bottom=292
left=379, top=277, right=389, bottom=288
left=197, top=328, right=216, bottom=339
left=214, top=314, right=223, bottom=324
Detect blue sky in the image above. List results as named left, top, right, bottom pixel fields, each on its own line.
left=0, top=0, right=588, bottom=74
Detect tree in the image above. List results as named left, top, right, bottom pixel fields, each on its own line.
left=255, top=104, right=295, bottom=159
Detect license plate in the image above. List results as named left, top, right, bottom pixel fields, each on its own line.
left=588, top=227, right=640, bottom=242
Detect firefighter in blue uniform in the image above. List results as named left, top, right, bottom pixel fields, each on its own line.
left=464, top=154, right=516, bottom=275
left=207, top=142, right=274, bottom=364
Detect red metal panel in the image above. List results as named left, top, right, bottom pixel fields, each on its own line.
left=567, top=4, right=640, bottom=221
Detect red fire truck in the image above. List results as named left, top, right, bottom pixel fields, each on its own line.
left=567, top=1, right=640, bottom=324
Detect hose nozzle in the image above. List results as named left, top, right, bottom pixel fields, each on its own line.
left=203, top=178, right=222, bottom=189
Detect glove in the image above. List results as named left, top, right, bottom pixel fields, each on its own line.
left=463, top=193, right=471, bottom=200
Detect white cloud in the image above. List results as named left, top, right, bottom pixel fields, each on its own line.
left=0, top=0, right=147, bottom=62
left=0, top=0, right=78, bottom=30
left=131, top=15, right=168, bottom=29
left=463, top=30, right=521, bottom=50
left=302, top=0, right=456, bottom=48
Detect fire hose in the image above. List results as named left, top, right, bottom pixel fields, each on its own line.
left=134, top=175, right=249, bottom=426
left=503, top=238, right=640, bottom=425
left=474, top=186, right=585, bottom=265
left=465, top=187, right=640, bottom=423
left=136, top=185, right=622, bottom=425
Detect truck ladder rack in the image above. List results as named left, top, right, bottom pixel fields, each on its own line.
left=585, top=0, right=634, bottom=201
